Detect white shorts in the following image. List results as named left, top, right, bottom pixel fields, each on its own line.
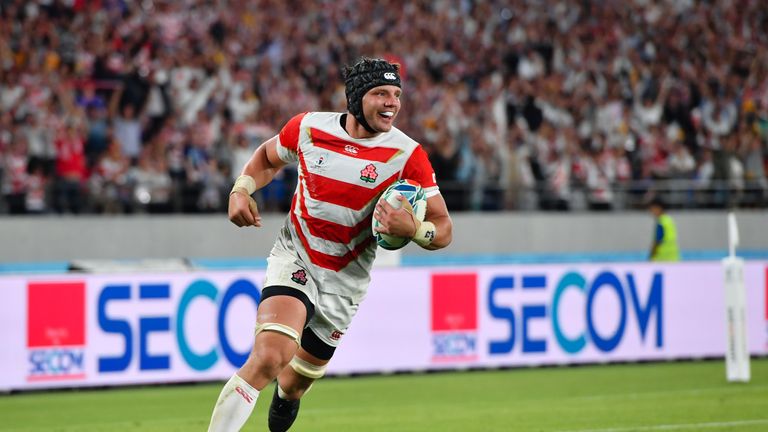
left=262, top=237, right=360, bottom=358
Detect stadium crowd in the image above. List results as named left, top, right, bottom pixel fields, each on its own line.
left=0, top=0, right=766, bottom=214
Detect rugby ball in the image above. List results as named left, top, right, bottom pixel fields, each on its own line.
left=372, top=179, right=427, bottom=250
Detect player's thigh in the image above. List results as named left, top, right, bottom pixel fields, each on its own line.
left=251, top=295, right=307, bottom=357
left=303, top=290, right=359, bottom=358
left=256, top=294, right=308, bottom=331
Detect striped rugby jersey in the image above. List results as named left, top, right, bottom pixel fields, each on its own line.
left=273, top=111, right=439, bottom=301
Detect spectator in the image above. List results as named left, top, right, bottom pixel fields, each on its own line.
left=84, top=102, right=110, bottom=169
left=52, top=121, right=87, bottom=214
left=129, top=149, right=173, bottom=214
left=110, top=97, right=143, bottom=164
left=21, top=113, right=56, bottom=177
left=667, top=140, right=696, bottom=179
left=25, top=165, right=48, bottom=214
left=0, top=0, right=767, bottom=214
left=740, top=130, right=767, bottom=206
left=1, top=138, right=29, bottom=214
left=89, top=136, right=132, bottom=214
left=701, top=96, right=738, bottom=137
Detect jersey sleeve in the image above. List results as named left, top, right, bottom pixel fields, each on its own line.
left=275, top=112, right=308, bottom=163
left=401, top=145, right=440, bottom=198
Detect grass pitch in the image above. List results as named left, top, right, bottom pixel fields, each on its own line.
left=1, top=359, right=766, bottom=431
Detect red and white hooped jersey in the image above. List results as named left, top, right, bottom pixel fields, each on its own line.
left=272, top=111, right=439, bottom=301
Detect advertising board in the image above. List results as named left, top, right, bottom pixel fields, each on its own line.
left=1, top=262, right=766, bottom=391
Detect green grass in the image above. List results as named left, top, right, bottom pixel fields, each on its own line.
left=1, top=359, right=767, bottom=431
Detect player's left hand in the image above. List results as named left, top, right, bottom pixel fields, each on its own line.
left=373, top=194, right=418, bottom=238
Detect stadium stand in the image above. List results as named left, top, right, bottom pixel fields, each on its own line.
left=0, top=0, right=766, bottom=214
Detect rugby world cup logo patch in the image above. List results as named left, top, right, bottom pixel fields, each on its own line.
left=291, top=269, right=308, bottom=285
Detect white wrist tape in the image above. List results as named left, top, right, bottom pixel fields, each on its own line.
left=231, top=175, right=257, bottom=195
left=412, top=220, right=436, bottom=248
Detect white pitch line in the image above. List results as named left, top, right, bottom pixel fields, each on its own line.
left=558, top=419, right=768, bottom=432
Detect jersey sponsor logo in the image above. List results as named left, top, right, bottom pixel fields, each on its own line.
left=27, top=281, right=87, bottom=382
left=235, top=386, right=253, bottom=404
left=344, top=144, right=359, bottom=154
left=360, top=163, right=379, bottom=183
left=291, top=269, right=308, bottom=285
left=330, top=330, right=344, bottom=341
left=383, top=72, right=397, bottom=80
left=431, top=273, right=478, bottom=362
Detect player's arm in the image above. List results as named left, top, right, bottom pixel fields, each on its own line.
left=380, top=144, right=452, bottom=249
left=416, top=193, right=452, bottom=250
left=374, top=192, right=452, bottom=250
left=229, top=136, right=287, bottom=227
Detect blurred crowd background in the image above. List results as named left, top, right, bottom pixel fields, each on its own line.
left=1, top=0, right=766, bottom=215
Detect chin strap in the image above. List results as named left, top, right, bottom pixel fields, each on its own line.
left=352, top=110, right=377, bottom=134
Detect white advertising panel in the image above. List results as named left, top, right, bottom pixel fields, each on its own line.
left=0, top=262, right=766, bottom=391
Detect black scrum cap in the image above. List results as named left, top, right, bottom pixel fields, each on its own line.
left=343, top=58, right=401, bottom=133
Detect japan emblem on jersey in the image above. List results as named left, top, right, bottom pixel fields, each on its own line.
left=291, top=269, right=308, bottom=285
left=360, top=163, right=379, bottom=183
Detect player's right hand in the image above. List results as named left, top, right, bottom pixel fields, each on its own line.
left=228, top=191, right=262, bottom=227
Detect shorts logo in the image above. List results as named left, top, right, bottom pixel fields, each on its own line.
left=344, top=144, right=359, bottom=155
left=291, top=269, right=308, bottom=285
left=431, top=273, right=478, bottom=362
left=360, top=163, right=378, bottom=183
left=383, top=72, right=397, bottom=80
left=330, top=330, right=344, bottom=341
left=235, top=386, right=253, bottom=404
left=27, top=281, right=87, bottom=382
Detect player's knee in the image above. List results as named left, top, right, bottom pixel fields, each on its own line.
left=250, top=322, right=301, bottom=379
left=253, top=349, right=292, bottom=380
